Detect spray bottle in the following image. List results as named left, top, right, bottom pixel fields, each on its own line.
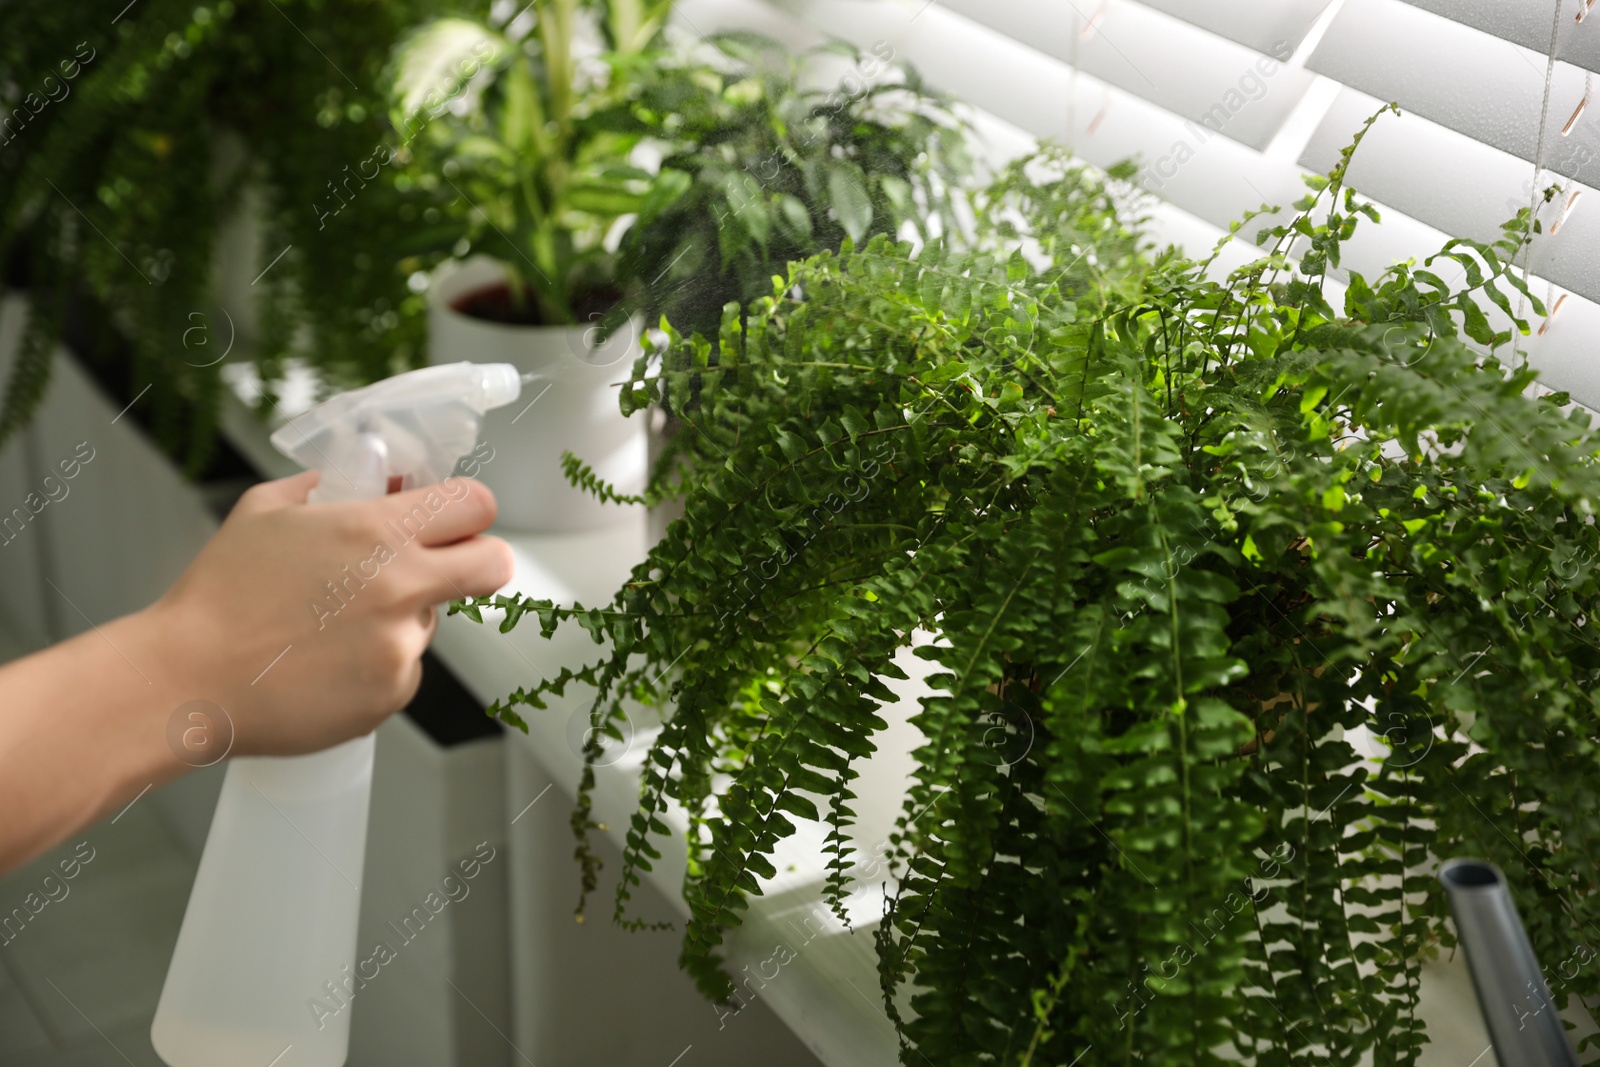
left=151, top=362, right=526, bottom=1067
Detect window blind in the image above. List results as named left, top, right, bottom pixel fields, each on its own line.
left=678, top=0, right=1600, bottom=407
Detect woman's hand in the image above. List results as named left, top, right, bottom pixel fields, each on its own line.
left=142, top=470, right=514, bottom=755
left=0, top=470, right=513, bottom=872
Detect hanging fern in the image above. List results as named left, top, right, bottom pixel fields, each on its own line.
left=455, top=121, right=1600, bottom=1064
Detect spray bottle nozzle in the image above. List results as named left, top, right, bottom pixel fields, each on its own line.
left=270, top=361, right=525, bottom=503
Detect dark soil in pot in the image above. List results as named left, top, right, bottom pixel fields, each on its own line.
left=451, top=280, right=624, bottom=327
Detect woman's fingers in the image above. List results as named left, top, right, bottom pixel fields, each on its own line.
left=234, top=469, right=320, bottom=514
left=378, top=478, right=499, bottom=547
left=239, top=473, right=511, bottom=610
left=416, top=535, right=516, bottom=603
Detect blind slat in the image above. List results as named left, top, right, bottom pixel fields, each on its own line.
left=1522, top=289, right=1600, bottom=412
left=935, top=0, right=1316, bottom=151
left=1130, top=0, right=1336, bottom=57
left=1400, top=0, right=1600, bottom=77
left=1307, top=0, right=1600, bottom=185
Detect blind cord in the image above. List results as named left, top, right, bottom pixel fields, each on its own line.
left=1517, top=0, right=1569, bottom=366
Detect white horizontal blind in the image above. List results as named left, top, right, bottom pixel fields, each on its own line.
left=1309, top=0, right=1599, bottom=178
left=1305, top=0, right=1599, bottom=298
left=676, top=0, right=1600, bottom=408
left=934, top=0, right=1319, bottom=151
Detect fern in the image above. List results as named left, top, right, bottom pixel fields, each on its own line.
left=561, top=450, right=647, bottom=506
left=457, top=127, right=1600, bottom=1064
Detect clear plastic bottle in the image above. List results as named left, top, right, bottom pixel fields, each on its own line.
left=151, top=736, right=375, bottom=1067
left=151, top=362, right=524, bottom=1067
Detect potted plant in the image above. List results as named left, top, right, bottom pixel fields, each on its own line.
left=393, top=2, right=675, bottom=532
left=457, top=114, right=1600, bottom=1065
left=617, top=33, right=970, bottom=340
left=615, top=33, right=970, bottom=540
left=403, top=20, right=971, bottom=535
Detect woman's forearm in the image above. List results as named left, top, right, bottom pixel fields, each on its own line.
left=0, top=606, right=187, bottom=871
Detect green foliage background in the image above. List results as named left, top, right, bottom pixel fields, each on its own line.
left=460, top=122, right=1600, bottom=1064
left=0, top=0, right=450, bottom=471
left=391, top=1, right=677, bottom=327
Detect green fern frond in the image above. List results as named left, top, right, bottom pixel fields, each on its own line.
left=561, top=449, right=647, bottom=506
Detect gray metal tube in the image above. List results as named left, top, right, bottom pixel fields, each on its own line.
left=1439, top=858, right=1579, bottom=1067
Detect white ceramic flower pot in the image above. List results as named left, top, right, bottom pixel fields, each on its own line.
left=428, top=258, right=646, bottom=533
